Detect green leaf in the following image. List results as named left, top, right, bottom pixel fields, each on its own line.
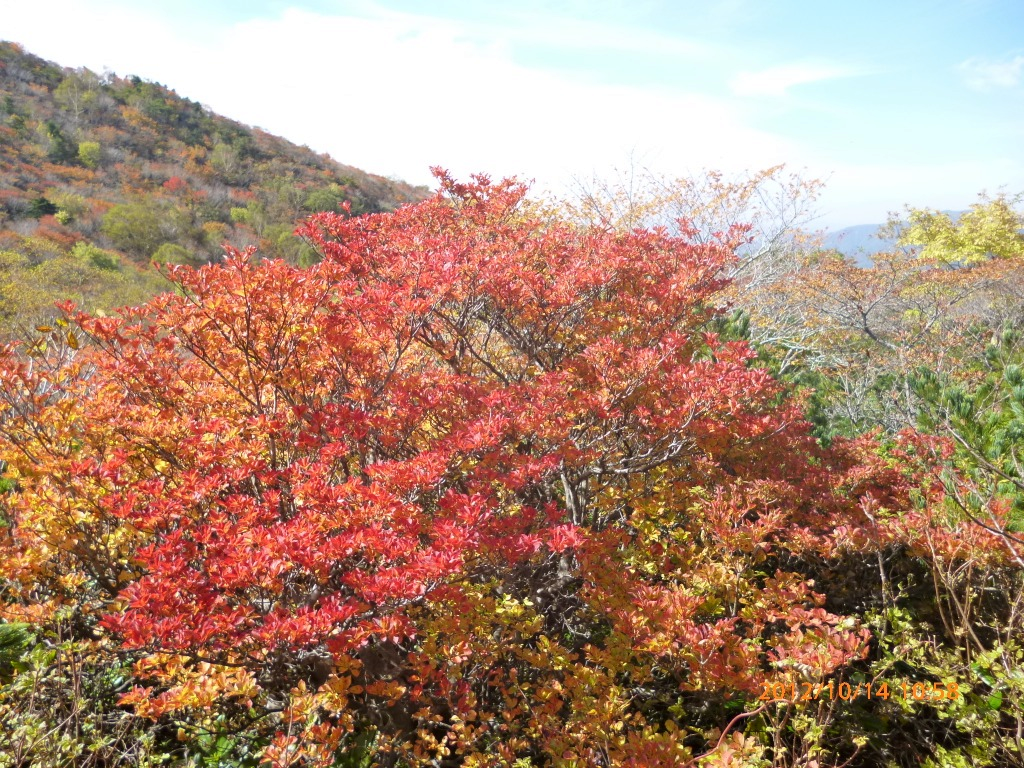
left=987, top=690, right=1003, bottom=710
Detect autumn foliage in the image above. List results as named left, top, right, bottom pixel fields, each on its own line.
left=1, top=172, right=1022, bottom=767
left=0, top=41, right=427, bottom=339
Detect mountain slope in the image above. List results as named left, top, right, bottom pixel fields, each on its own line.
left=0, top=40, right=429, bottom=334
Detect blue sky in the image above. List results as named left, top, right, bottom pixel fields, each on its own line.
left=2, top=0, right=1022, bottom=227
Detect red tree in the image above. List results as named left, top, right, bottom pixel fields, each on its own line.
left=0, top=171, right=922, bottom=766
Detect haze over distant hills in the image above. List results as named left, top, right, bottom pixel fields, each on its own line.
left=822, top=223, right=896, bottom=266
left=822, top=211, right=967, bottom=266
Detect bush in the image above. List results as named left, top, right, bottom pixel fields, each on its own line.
left=78, top=140, right=102, bottom=169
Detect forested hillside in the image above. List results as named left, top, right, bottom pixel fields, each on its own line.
left=0, top=40, right=427, bottom=336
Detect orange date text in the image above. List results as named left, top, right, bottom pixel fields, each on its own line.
left=758, top=680, right=960, bottom=703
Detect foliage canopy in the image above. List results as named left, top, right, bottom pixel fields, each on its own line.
left=3, top=171, right=1021, bottom=766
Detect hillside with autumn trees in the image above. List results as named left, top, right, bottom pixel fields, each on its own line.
left=0, top=40, right=427, bottom=337
left=2, top=43, right=1024, bottom=768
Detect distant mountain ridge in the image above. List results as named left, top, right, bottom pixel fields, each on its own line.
left=822, top=224, right=895, bottom=266
left=822, top=211, right=966, bottom=266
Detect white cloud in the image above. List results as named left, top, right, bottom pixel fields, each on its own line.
left=1, top=1, right=793, bottom=189
left=222, top=8, right=795, bottom=187
left=405, top=5, right=717, bottom=59
left=958, top=54, right=1024, bottom=91
left=729, top=62, right=859, bottom=98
